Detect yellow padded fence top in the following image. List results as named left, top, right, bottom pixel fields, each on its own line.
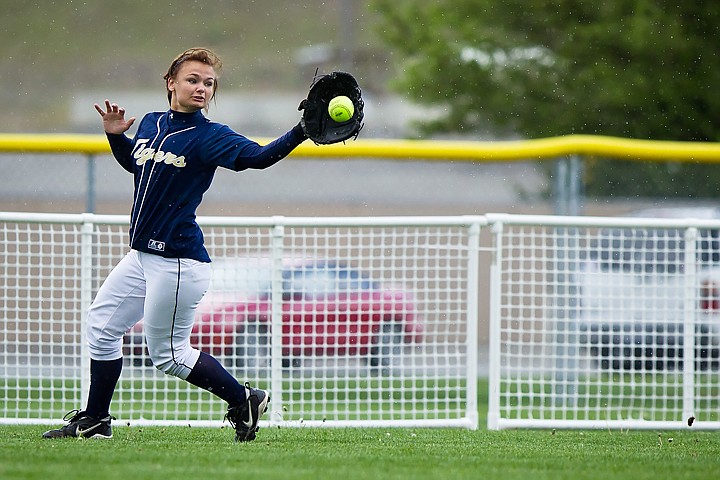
left=1, top=133, right=719, bottom=163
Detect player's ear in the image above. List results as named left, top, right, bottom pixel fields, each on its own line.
left=166, top=78, right=175, bottom=105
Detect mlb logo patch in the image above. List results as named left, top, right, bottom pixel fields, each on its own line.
left=148, top=239, right=165, bottom=252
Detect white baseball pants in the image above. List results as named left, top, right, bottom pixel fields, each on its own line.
left=86, top=249, right=212, bottom=379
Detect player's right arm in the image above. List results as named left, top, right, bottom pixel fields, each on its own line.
left=94, top=100, right=136, bottom=173
left=105, top=133, right=134, bottom=173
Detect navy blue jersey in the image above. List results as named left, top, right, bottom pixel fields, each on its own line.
left=106, top=109, right=305, bottom=262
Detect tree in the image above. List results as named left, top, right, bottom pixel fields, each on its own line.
left=371, top=0, right=720, bottom=197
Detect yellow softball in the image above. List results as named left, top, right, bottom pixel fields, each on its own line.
left=328, top=96, right=354, bottom=122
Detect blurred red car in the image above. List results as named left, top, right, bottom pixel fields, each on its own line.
left=123, top=258, right=423, bottom=368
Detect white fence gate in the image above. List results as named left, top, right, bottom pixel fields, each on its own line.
left=0, top=212, right=482, bottom=429
left=487, top=213, right=720, bottom=430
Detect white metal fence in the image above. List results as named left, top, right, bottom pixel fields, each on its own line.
left=5, top=211, right=720, bottom=431
left=487, top=213, right=720, bottom=430
left=0, top=212, right=482, bottom=429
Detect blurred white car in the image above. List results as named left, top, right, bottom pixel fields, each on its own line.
left=577, top=207, right=720, bottom=370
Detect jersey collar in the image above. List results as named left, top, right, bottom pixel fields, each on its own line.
left=167, top=109, right=205, bottom=126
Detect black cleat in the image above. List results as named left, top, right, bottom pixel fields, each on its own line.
left=42, top=410, right=114, bottom=439
left=225, top=383, right=270, bottom=442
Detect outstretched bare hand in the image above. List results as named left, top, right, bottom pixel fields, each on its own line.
left=94, top=100, right=136, bottom=134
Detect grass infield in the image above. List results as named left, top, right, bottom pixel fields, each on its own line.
left=1, top=424, right=719, bottom=480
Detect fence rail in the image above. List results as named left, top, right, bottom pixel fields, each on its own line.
left=2, top=133, right=720, bottom=161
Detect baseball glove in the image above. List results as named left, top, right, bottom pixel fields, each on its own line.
left=298, top=71, right=364, bottom=145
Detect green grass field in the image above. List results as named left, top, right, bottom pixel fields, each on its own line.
left=0, top=379, right=720, bottom=480
left=2, top=424, right=719, bottom=480
left=2, top=378, right=720, bottom=480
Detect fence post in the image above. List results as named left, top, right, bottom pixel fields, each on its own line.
left=269, top=216, right=286, bottom=423
left=487, top=220, right=504, bottom=430
left=86, top=154, right=96, bottom=213
left=554, top=155, right=583, bottom=216
left=465, top=220, right=481, bottom=429
left=683, top=227, right=697, bottom=422
left=79, top=214, right=95, bottom=408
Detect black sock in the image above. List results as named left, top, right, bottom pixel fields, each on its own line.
left=85, top=358, right=123, bottom=419
left=185, top=352, right=247, bottom=406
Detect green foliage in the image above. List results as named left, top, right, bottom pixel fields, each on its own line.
left=372, top=0, right=720, bottom=197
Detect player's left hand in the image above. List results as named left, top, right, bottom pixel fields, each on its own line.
left=299, top=71, right=364, bottom=144
left=94, top=99, right=136, bottom=135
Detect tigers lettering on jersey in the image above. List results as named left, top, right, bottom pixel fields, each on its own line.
left=133, top=139, right=187, bottom=168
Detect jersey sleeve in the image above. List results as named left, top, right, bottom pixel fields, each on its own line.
left=105, top=132, right=135, bottom=173
left=205, top=124, right=307, bottom=172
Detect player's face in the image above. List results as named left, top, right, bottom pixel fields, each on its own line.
left=167, top=60, right=217, bottom=113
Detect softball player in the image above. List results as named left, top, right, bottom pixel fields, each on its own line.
left=43, top=48, right=307, bottom=442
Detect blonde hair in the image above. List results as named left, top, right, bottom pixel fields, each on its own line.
left=163, top=48, right=223, bottom=105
